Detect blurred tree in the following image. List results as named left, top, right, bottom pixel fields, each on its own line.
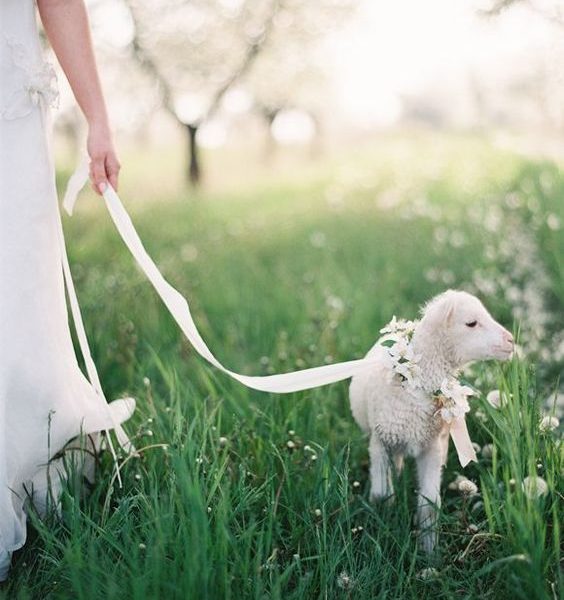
left=477, top=0, right=564, bottom=132
left=122, top=0, right=281, bottom=186
left=480, top=0, right=564, bottom=24
left=88, top=0, right=355, bottom=187
left=242, top=0, right=353, bottom=159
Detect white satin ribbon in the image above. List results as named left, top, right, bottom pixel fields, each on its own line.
left=449, top=417, right=477, bottom=467
left=62, top=158, right=477, bottom=467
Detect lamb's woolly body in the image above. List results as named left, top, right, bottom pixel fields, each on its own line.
left=349, top=289, right=514, bottom=553
left=350, top=329, right=457, bottom=456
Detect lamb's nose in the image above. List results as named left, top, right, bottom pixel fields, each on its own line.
left=504, top=331, right=514, bottom=346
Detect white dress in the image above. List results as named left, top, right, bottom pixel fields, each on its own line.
left=0, top=0, right=134, bottom=580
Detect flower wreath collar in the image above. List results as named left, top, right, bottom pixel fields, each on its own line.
left=379, top=317, right=478, bottom=467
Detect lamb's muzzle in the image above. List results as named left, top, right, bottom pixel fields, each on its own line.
left=349, top=289, right=512, bottom=553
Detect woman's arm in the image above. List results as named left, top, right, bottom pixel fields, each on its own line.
left=37, top=0, right=120, bottom=194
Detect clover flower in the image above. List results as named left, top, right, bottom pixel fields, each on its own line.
left=539, top=415, right=559, bottom=432
left=458, top=479, right=479, bottom=496
left=337, top=571, right=353, bottom=590
left=309, top=231, right=327, bottom=248
left=416, top=567, right=439, bottom=580
left=522, top=476, right=548, bottom=499
left=448, top=474, right=479, bottom=495
left=481, top=444, right=494, bottom=459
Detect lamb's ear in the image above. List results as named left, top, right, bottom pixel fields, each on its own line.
left=444, top=299, right=455, bottom=325
left=422, top=293, right=456, bottom=328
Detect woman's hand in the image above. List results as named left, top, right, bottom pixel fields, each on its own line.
left=38, top=0, right=119, bottom=194
left=87, top=121, right=120, bottom=195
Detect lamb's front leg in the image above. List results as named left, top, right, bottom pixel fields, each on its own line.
left=369, top=433, right=393, bottom=501
left=416, top=439, right=444, bottom=553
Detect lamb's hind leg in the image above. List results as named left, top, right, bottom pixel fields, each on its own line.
left=416, top=439, right=444, bottom=553
left=369, top=433, right=393, bottom=501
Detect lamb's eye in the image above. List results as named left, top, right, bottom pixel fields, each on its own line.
left=466, top=320, right=478, bottom=328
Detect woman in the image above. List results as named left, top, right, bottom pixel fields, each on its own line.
left=0, top=0, right=134, bottom=579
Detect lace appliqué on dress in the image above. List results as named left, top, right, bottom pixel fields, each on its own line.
left=1, top=35, right=59, bottom=120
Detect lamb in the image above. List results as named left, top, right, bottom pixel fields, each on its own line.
left=349, top=290, right=514, bottom=552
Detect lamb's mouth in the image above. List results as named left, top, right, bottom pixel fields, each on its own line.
left=492, top=345, right=514, bottom=359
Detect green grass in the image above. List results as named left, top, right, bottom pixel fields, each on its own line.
left=6, top=133, right=563, bottom=599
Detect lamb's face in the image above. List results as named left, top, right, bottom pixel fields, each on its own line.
left=423, top=290, right=514, bottom=364
left=449, top=295, right=513, bottom=363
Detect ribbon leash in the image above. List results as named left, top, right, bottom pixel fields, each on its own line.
left=448, top=417, right=478, bottom=467
left=62, top=167, right=477, bottom=466
left=55, top=193, right=132, bottom=487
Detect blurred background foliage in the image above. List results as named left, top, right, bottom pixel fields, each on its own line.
left=49, top=0, right=564, bottom=186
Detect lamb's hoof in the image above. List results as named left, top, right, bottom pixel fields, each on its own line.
left=419, top=529, right=438, bottom=554
left=369, top=490, right=395, bottom=505
left=0, top=549, right=11, bottom=582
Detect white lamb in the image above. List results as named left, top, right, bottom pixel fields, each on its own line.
left=349, top=290, right=514, bottom=552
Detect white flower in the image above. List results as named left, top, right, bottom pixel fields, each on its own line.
left=309, top=231, right=326, bottom=248
left=436, top=377, right=474, bottom=422
left=440, top=378, right=475, bottom=404
left=522, top=476, right=548, bottom=499
left=180, top=243, right=198, bottom=262
left=448, top=474, right=467, bottom=490
left=458, top=479, right=479, bottom=495
left=394, top=360, right=422, bottom=387
left=486, top=390, right=502, bottom=408
left=380, top=316, right=417, bottom=336
left=326, top=295, right=344, bottom=313
left=449, top=474, right=479, bottom=495
left=26, top=62, right=59, bottom=108
left=439, top=400, right=470, bottom=423
left=416, top=567, right=439, bottom=580
left=481, top=444, right=494, bottom=459
left=337, top=571, right=353, bottom=590
left=380, top=315, right=400, bottom=335
left=388, top=336, right=410, bottom=358
left=546, top=214, right=560, bottom=230
left=2, top=37, right=59, bottom=119
left=539, top=415, right=559, bottom=432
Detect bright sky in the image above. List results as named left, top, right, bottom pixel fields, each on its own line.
left=67, top=0, right=563, bottom=144
left=324, top=0, right=560, bottom=127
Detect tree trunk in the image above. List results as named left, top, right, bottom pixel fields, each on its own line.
left=262, top=109, right=279, bottom=162
left=186, top=123, right=201, bottom=186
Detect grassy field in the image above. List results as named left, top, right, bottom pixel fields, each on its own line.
left=5, top=133, right=563, bottom=599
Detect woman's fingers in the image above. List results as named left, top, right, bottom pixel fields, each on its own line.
left=105, top=153, right=121, bottom=192
left=90, top=154, right=107, bottom=195
left=89, top=152, right=120, bottom=195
